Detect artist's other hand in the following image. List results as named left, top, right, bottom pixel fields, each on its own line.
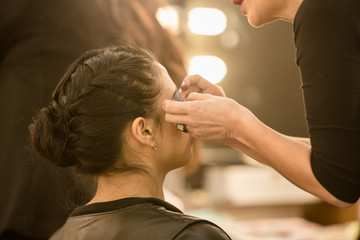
left=179, top=75, right=226, bottom=100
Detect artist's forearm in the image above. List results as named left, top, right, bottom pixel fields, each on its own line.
left=226, top=108, right=351, bottom=207
left=220, top=138, right=269, bottom=165
left=282, top=135, right=311, bottom=145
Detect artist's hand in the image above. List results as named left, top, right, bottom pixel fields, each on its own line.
left=179, top=75, right=226, bottom=100
left=163, top=92, right=242, bottom=141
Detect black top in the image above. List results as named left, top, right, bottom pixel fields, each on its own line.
left=294, top=0, right=360, bottom=203
left=51, top=197, right=232, bottom=240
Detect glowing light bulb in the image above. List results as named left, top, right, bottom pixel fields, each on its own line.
left=188, top=56, right=227, bottom=84
left=156, top=6, right=181, bottom=34
left=187, top=8, right=227, bottom=36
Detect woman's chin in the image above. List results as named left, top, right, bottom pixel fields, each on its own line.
left=248, top=16, right=264, bottom=28
left=248, top=15, right=279, bottom=28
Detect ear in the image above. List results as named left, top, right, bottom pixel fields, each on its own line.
left=131, top=117, right=156, bottom=148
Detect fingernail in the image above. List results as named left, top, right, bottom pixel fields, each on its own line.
left=181, top=78, right=188, bottom=86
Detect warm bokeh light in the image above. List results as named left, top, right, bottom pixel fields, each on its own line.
left=188, top=56, right=227, bottom=84
left=220, top=30, right=240, bottom=49
left=187, top=8, right=227, bottom=36
left=156, top=6, right=181, bottom=35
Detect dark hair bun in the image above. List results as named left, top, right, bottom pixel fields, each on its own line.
left=29, top=101, right=78, bottom=167
left=30, top=45, right=161, bottom=174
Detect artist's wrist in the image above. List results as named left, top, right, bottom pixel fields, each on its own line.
left=225, top=102, right=248, bottom=142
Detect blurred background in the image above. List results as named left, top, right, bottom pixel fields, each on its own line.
left=0, top=0, right=357, bottom=239
left=158, top=0, right=359, bottom=239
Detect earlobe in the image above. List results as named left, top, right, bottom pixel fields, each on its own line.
left=131, top=117, right=156, bottom=149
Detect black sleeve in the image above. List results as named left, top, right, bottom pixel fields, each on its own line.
left=294, top=0, right=360, bottom=203
left=174, top=222, right=231, bottom=240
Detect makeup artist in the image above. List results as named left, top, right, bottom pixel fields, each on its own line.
left=163, top=0, right=360, bottom=208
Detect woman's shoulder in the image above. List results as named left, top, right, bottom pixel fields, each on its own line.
left=173, top=221, right=232, bottom=240
left=143, top=202, right=231, bottom=239
left=294, top=0, right=359, bottom=66
left=51, top=198, right=231, bottom=240
left=295, top=0, right=359, bottom=26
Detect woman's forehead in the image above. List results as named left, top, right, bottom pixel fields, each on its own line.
left=157, top=63, right=176, bottom=91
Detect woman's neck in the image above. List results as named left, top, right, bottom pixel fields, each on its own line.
left=280, top=0, right=303, bottom=23
left=87, top=171, right=165, bottom=205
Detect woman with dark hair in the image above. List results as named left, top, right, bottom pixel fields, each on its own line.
left=0, top=0, right=194, bottom=238
left=29, top=45, right=231, bottom=240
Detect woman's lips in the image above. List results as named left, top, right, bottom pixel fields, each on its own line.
left=232, top=0, right=243, bottom=5
left=232, top=0, right=245, bottom=14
